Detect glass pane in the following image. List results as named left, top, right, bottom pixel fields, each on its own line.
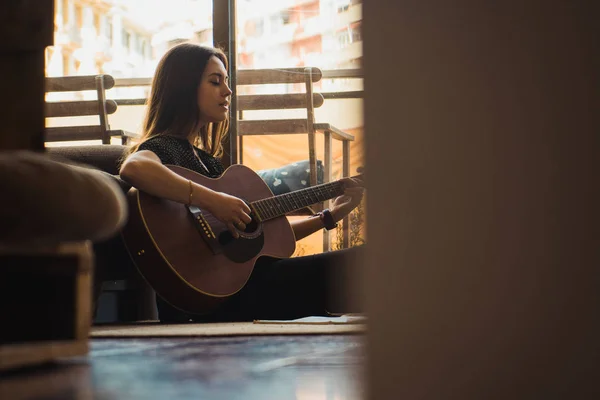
left=46, top=0, right=214, bottom=146
left=235, top=0, right=365, bottom=254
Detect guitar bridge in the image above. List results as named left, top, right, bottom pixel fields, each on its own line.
left=187, top=205, right=222, bottom=255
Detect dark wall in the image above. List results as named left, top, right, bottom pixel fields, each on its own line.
left=363, top=1, right=600, bottom=398
left=0, top=1, right=54, bottom=150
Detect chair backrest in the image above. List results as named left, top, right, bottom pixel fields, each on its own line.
left=235, top=67, right=326, bottom=187
left=44, top=75, right=118, bottom=144
left=237, top=67, right=322, bottom=85
left=236, top=67, right=324, bottom=124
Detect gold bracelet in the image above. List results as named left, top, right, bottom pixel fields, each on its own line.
left=187, top=179, right=193, bottom=206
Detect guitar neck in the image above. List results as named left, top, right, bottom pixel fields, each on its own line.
left=251, top=180, right=346, bottom=221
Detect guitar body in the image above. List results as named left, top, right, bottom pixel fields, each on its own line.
left=121, top=164, right=297, bottom=314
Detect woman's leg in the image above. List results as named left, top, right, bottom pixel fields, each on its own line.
left=205, top=245, right=365, bottom=321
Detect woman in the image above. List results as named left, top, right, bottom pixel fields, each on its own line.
left=120, top=43, right=364, bottom=322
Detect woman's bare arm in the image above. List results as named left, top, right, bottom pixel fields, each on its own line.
left=289, top=181, right=365, bottom=241
left=289, top=215, right=328, bottom=241
left=120, top=150, right=203, bottom=205
left=120, top=150, right=251, bottom=237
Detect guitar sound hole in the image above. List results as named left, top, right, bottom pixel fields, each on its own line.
left=218, top=215, right=261, bottom=246
left=217, top=216, right=265, bottom=263
left=242, top=217, right=259, bottom=234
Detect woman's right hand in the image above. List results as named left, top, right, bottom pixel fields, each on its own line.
left=206, top=191, right=252, bottom=238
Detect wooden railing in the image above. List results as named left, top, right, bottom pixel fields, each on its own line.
left=321, top=68, right=364, bottom=79
left=111, top=68, right=364, bottom=105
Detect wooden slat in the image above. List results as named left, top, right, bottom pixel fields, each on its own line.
left=238, top=119, right=354, bottom=141
left=111, top=68, right=357, bottom=89
left=112, top=68, right=325, bottom=88
left=323, top=130, right=333, bottom=252
left=95, top=75, right=110, bottom=144
left=305, top=68, right=318, bottom=191
left=237, top=68, right=322, bottom=85
left=314, top=123, right=356, bottom=141
left=44, top=127, right=125, bottom=142
left=112, top=67, right=332, bottom=88
left=239, top=120, right=356, bottom=142
left=322, top=68, right=363, bottom=79
left=321, top=91, right=364, bottom=99
left=238, top=119, right=310, bottom=135
left=342, top=140, right=351, bottom=248
left=115, top=98, right=147, bottom=106
left=122, top=130, right=141, bottom=139
left=45, top=100, right=117, bottom=118
left=45, top=75, right=115, bottom=92
left=237, top=93, right=324, bottom=111
left=44, top=125, right=104, bottom=142
left=113, top=77, right=152, bottom=87
left=116, top=93, right=329, bottom=109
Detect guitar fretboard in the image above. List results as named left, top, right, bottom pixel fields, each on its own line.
left=251, top=180, right=346, bottom=221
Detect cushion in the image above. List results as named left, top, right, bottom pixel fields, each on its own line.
left=257, top=160, right=324, bottom=195
left=46, top=145, right=132, bottom=194
left=0, top=151, right=127, bottom=247
left=46, top=145, right=127, bottom=175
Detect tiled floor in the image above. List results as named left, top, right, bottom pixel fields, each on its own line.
left=1, top=335, right=365, bottom=399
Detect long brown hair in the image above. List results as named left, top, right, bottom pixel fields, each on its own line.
left=125, top=43, right=229, bottom=158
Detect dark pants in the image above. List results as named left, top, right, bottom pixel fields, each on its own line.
left=157, top=246, right=364, bottom=322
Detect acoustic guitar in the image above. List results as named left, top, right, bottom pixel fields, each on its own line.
left=121, top=163, right=360, bottom=315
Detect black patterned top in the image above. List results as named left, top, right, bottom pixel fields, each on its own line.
left=137, top=135, right=224, bottom=178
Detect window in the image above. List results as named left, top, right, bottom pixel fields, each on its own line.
left=336, top=29, right=351, bottom=48
left=351, top=24, right=362, bottom=43
left=62, top=0, right=69, bottom=26
left=336, top=0, right=350, bottom=13
left=93, top=11, right=101, bottom=35
left=270, top=11, right=291, bottom=32
left=236, top=0, right=365, bottom=254
left=143, top=41, right=151, bottom=58
left=45, top=47, right=53, bottom=73
left=167, top=38, right=187, bottom=50
left=122, top=30, right=130, bottom=48
left=107, top=19, right=113, bottom=44
left=129, top=32, right=137, bottom=52
left=62, top=53, right=70, bottom=76
left=75, top=4, right=83, bottom=28
left=194, top=29, right=212, bottom=45
left=336, top=23, right=361, bottom=48
left=253, top=18, right=264, bottom=36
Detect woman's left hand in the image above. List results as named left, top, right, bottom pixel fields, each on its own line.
left=330, top=177, right=365, bottom=222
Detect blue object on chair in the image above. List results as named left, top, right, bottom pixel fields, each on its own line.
left=257, top=159, right=324, bottom=195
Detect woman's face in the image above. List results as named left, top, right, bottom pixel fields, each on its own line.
left=197, top=56, right=232, bottom=123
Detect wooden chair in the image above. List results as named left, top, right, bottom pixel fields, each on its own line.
left=236, top=67, right=355, bottom=249
left=44, top=74, right=125, bottom=144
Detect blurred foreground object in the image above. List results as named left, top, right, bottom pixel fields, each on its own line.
left=0, top=151, right=128, bottom=371
left=0, top=0, right=126, bottom=372
left=364, top=0, right=600, bottom=398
